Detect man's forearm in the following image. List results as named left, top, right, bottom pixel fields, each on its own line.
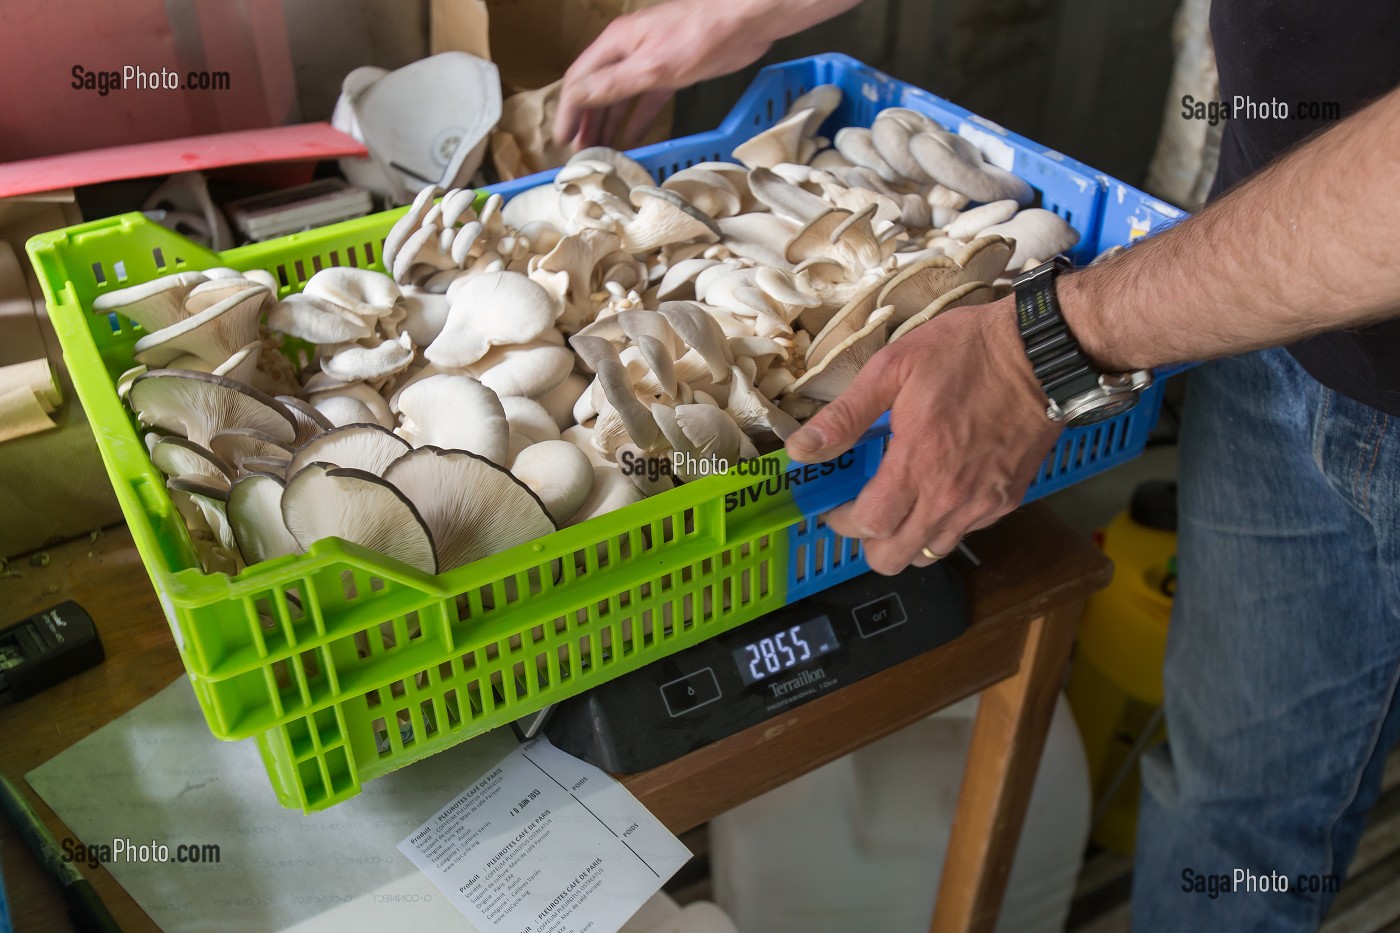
left=1061, top=85, right=1400, bottom=371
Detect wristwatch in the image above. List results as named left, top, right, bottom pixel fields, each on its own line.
left=1012, top=257, right=1152, bottom=427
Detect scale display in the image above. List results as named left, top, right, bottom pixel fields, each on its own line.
left=732, top=616, right=839, bottom=685
left=544, top=561, right=969, bottom=773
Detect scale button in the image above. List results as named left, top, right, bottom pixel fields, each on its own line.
left=660, top=668, right=721, bottom=717
left=852, top=593, right=908, bottom=638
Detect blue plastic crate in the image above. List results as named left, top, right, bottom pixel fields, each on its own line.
left=492, top=53, right=1182, bottom=596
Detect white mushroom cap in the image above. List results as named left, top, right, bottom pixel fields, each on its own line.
left=976, top=209, right=1080, bottom=269
left=944, top=199, right=1020, bottom=241
left=500, top=396, right=562, bottom=443
left=149, top=436, right=234, bottom=489
left=787, top=84, right=843, bottom=136
left=383, top=446, right=556, bottom=571
left=227, top=472, right=300, bottom=565
left=725, top=365, right=801, bottom=442
left=275, top=395, right=335, bottom=445
left=209, top=428, right=295, bottom=472
left=734, top=110, right=813, bottom=170
left=876, top=256, right=966, bottom=324
left=287, top=422, right=412, bottom=478
left=565, top=463, right=644, bottom=526
left=268, top=293, right=376, bottom=344
left=618, top=187, right=721, bottom=253
left=425, top=271, right=558, bottom=368
left=321, top=332, right=416, bottom=383
left=281, top=463, right=437, bottom=573
left=908, top=131, right=1034, bottom=204
left=128, top=370, right=297, bottom=448
left=889, top=281, right=997, bottom=343
left=534, top=371, right=589, bottom=431
left=302, top=267, right=402, bottom=321
left=381, top=185, right=443, bottom=277
left=132, top=285, right=267, bottom=367
left=788, top=305, right=895, bottom=401
left=467, top=342, right=576, bottom=399
left=833, top=127, right=900, bottom=183
left=510, top=439, right=594, bottom=524
left=951, top=235, right=1016, bottom=285
left=562, top=425, right=611, bottom=467
left=394, top=374, right=509, bottom=464
left=397, top=288, right=452, bottom=345
left=568, top=147, right=654, bottom=189
left=92, top=271, right=208, bottom=332
left=308, top=381, right=396, bottom=430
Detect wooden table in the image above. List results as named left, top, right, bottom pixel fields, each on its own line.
left=0, top=503, right=1110, bottom=933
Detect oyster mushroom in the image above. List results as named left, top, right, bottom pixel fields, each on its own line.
left=617, top=187, right=722, bottom=253
left=268, top=294, right=376, bottom=344
left=302, top=267, right=402, bottom=320
left=127, top=370, right=297, bottom=448
left=888, top=281, right=997, bottom=343
left=568, top=146, right=654, bottom=189
left=724, top=365, right=801, bottom=443
left=510, top=439, right=595, bottom=524
left=977, top=209, right=1080, bottom=269
left=468, top=342, right=576, bottom=399
left=833, top=127, right=900, bottom=183
left=209, top=428, right=295, bottom=473
left=149, top=436, right=234, bottom=489
left=308, top=382, right=396, bottom=430
left=908, top=131, right=1034, bottom=204
left=321, top=332, right=416, bottom=383
left=788, top=305, right=896, bottom=401
left=944, top=200, right=1020, bottom=241
left=734, top=109, right=813, bottom=169
left=280, top=463, right=437, bottom=573
left=287, top=423, right=412, bottom=478
left=383, top=446, right=556, bottom=571
left=500, top=396, right=562, bottom=443
left=535, top=371, right=589, bottom=430
left=91, top=271, right=208, bottom=331
left=227, top=472, right=300, bottom=564
left=788, top=84, right=843, bottom=136
left=870, top=108, right=942, bottom=182
left=425, top=271, right=559, bottom=368
left=394, top=374, right=509, bottom=464
left=132, top=285, right=267, bottom=367
left=951, top=235, right=1016, bottom=286
left=275, top=395, right=335, bottom=445
left=565, top=464, right=645, bottom=525
left=876, top=256, right=967, bottom=323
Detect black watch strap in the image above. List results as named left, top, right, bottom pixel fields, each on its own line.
left=1013, top=257, right=1101, bottom=405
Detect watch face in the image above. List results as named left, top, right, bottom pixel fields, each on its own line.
left=1065, top=394, right=1139, bottom=427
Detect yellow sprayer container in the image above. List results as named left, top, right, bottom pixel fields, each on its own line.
left=1067, top=481, right=1176, bottom=854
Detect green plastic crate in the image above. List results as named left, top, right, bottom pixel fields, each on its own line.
left=27, top=54, right=1178, bottom=811
left=27, top=205, right=893, bottom=809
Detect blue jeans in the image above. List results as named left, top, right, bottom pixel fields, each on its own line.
left=1132, top=348, right=1400, bottom=931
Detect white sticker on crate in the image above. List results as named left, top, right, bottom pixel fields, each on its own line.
left=399, top=736, right=691, bottom=933
left=958, top=123, right=1016, bottom=172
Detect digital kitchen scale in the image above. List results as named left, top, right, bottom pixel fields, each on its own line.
left=542, top=562, right=970, bottom=773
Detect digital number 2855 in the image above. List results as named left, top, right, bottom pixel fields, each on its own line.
left=746, top=626, right=813, bottom=680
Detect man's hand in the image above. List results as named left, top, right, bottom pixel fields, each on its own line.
left=784, top=299, right=1062, bottom=575
left=553, top=0, right=863, bottom=150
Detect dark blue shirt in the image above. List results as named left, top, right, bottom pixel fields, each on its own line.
left=1211, top=0, right=1400, bottom=414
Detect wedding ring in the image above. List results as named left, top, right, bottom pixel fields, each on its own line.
left=921, top=547, right=944, bottom=561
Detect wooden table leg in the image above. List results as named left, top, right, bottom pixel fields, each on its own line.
left=930, top=599, right=1086, bottom=933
